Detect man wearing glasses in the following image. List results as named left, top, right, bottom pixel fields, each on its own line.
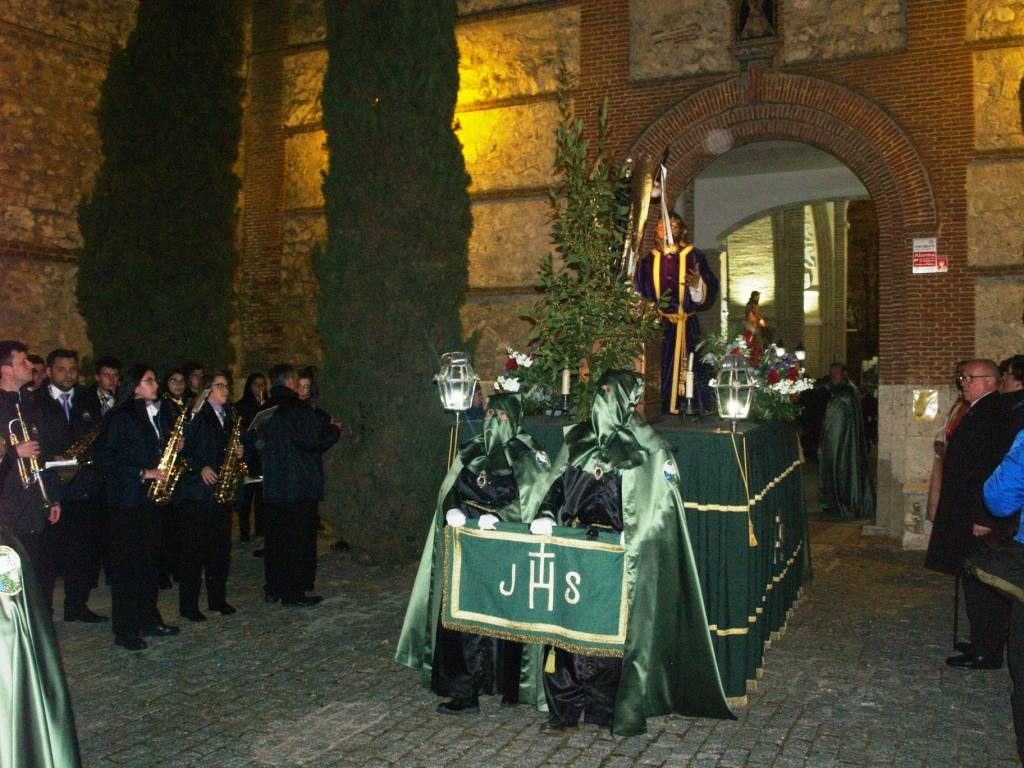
left=927, top=359, right=1017, bottom=669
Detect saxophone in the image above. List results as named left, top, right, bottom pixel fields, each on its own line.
left=147, top=406, right=190, bottom=505
left=213, top=416, right=247, bottom=505
left=65, top=424, right=102, bottom=466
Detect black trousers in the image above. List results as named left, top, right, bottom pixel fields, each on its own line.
left=109, top=504, right=162, bottom=639
left=543, top=648, right=622, bottom=727
left=236, top=482, right=265, bottom=540
left=178, top=501, right=232, bottom=612
left=965, top=573, right=1011, bottom=659
left=159, top=503, right=181, bottom=584
left=52, top=497, right=100, bottom=613
left=264, top=500, right=317, bottom=599
left=1010, top=601, right=1024, bottom=765
left=302, top=503, right=319, bottom=592
left=432, top=621, right=523, bottom=701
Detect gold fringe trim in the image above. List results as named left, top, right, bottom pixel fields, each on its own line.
left=708, top=543, right=802, bottom=636
left=683, top=456, right=802, bottom=514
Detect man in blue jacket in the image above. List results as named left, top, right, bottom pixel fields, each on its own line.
left=245, top=364, right=341, bottom=607
left=983, top=430, right=1024, bottom=764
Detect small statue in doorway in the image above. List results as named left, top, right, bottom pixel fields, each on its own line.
left=739, top=0, right=775, bottom=40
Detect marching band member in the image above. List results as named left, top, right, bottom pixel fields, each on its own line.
left=234, top=372, right=266, bottom=543
left=94, top=364, right=180, bottom=650
left=177, top=372, right=240, bottom=620
left=38, top=348, right=107, bottom=623
left=0, top=340, right=63, bottom=610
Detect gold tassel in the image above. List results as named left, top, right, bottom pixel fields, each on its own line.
left=545, top=647, right=556, bottom=674
left=748, top=516, right=758, bottom=547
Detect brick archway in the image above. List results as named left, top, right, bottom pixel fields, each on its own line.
left=625, top=68, right=938, bottom=384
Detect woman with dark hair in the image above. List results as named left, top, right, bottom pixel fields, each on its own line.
left=161, top=369, right=187, bottom=414
left=94, top=364, right=181, bottom=650
left=234, top=372, right=266, bottom=543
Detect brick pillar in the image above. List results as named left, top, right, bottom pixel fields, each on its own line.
left=239, top=0, right=288, bottom=374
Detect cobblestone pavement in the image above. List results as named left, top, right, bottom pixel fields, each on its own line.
left=57, top=521, right=1019, bottom=767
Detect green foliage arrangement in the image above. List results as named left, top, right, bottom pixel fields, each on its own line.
left=77, top=1, right=243, bottom=374
left=522, top=78, right=661, bottom=419
left=317, top=0, right=472, bottom=564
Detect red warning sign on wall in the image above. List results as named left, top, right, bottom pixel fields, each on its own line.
left=912, top=237, right=946, bottom=274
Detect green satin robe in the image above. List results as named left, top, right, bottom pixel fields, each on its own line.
left=541, top=371, right=733, bottom=735
left=0, top=528, right=82, bottom=768
left=395, top=396, right=553, bottom=708
left=818, top=380, right=875, bottom=520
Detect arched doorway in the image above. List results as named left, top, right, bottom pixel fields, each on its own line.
left=625, top=69, right=938, bottom=533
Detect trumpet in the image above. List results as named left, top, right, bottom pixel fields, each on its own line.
left=8, top=403, right=53, bottom=509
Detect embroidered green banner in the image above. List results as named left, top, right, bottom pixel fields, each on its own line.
left=442, top=520, right=627, bottom=656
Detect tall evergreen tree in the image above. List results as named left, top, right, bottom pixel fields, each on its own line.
left=318, top=0, right=471, bottom=563
left=77, top=1, right=243, bottom=373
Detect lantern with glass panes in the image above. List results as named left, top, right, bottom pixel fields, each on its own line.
left=709, top=353, right=758, bottom=431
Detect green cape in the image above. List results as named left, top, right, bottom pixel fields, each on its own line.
left=818, top=379, right=875, bottom=519
left=545, top=371, right=733, bottom=735
left=395, top=396, right=553, bottom=707
left=0, top=527, right=82, bottom=768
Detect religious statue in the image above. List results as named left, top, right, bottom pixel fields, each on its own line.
left=743, top=290, right=767, bottom=354
left=633, top=211, right=720, bottom=414
left=738, top=0, right=775, bottom=40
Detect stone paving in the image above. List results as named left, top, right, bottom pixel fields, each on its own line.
left=56, top=521, right=1019, bottom=767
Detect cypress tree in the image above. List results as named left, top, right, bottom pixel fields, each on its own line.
left=77, top=1, right=243, bottom=374
left=318, top=0, right=472, bottom=563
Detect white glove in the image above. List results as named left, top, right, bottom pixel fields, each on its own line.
left=530, top=517, right=555, bottom=536
left=478, top=514, right=499, bottom=531
left=619, top=531, right=626, bottom=548
left=445, top=508, right=466, bottom=528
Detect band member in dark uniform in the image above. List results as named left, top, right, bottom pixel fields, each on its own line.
left=234, top=372, right=267, bottom=543
left=182, top=361, right=204, bottom=409
left=94, top=364, right=180, bottom=650
left=37, top=348, right=107, bottom=623
left=0, top=340, right=63, bottom=610
left=177, top=372, right=240, bottom=621
left=246, top=363, right=341, bottom=607
left=157, top=368, right=187, bottom=589
left=80, top=354, right=120, bottom=588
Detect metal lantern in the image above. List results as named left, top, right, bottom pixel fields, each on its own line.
left=434, top=351, right=479, bottom=412
left=794, top=343, right=806, bottom=362
left=709, top=353, right=758, bottom=429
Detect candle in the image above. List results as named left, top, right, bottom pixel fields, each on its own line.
left=687, top=352, right=694, bottom=372
left=561, top=368, right=571, bottom=396
left=685, top=370, right=694, bottom=399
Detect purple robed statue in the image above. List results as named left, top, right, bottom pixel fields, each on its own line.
left=633, top=212, right=719, bottom=414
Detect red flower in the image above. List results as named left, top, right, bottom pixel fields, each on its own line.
left=505, top=358, right=518, bottom=370
left=751, top=350, right=761, bottom=367
left=767, top=369, right=780, bottom=384
left=730, top=347, right=742, bottom=355
left=787, top=367, right=798, bottom=381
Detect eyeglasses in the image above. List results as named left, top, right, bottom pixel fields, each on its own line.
left=211, top=383, right=228, bottom=389
left=957, top=374, right=996, bottom=383
left=141, top=377, right=157, bottom=384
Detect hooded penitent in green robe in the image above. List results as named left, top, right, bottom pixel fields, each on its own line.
left=0, top=527, right=82, bottom=768
left=540, top=371, right=733, bottom=735
left=818, top=379, right=875, bottom=520
left=395, top=393, right=552, bottom=708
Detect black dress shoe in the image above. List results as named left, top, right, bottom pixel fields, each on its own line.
left=280, top=594, right=323, bottom=607
left=64, top=607, right=109, bottom=623
left=141, top=623, right=181, bottom=637
left=209, top=602, right=236, bottom=615
left=946, top=652, right=1003, bottom=670
left=436, top=697, right=480, bottom=715
left=264, top=592, right=280, bottom=603
left=253, top=548, right=264, bottom=558
left=955, top=640, right=974, bottom=653
left=540, top=719, right=578, bottom=734
left=180, top=610, right=207, bottom=622
left=500, top=695, right=519, bottom=708
left=114, top=636, right=147, bottom=651
left=331, top=539, right=351, bottom=552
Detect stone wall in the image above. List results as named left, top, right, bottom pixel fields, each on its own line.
left=784, top=0, right=906, bottom=63
left=966, top=0, right=1024, bottom=41
left=0, top=0, right=136, bottom=359
left=629, top=0, right=736, bottom=79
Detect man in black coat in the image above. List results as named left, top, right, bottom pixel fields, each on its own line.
left=1000, top=355, right=1024, bottom=433
left=926, top=358, right=1017, bottom=669
left=177, top=372, right=239, bottom=621
left=0, top=340, right=63, bottom=610
left=245, top=363, right=341, bottom=607
left=35, top=348, right=107, bottom=623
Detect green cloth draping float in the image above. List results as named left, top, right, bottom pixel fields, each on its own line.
left=441, top=520, right=627, bottom=655
left=525, top=417, right=810, bottom=702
